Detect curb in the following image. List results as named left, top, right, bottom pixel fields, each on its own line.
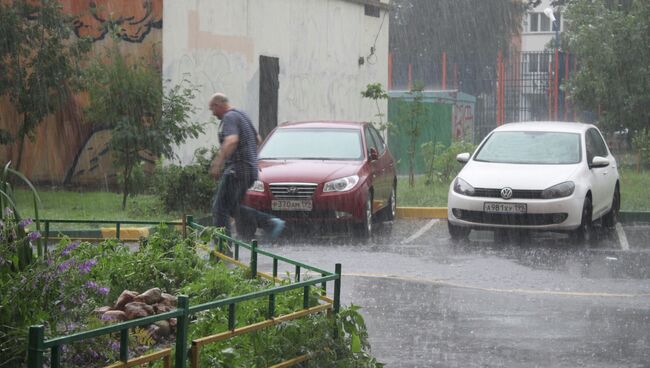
left=50, top=210, right=649, bottom=241
left=396, top=207, right=447, bottom=219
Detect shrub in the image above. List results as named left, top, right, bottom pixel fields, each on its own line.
left=422, top=140, right=476, bottom=184
left=632, top=128, right=650, bottom=168
left=153, top=147, right=217, bottom=214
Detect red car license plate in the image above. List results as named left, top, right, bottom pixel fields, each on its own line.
left=272, top=199, right=313, bottom=211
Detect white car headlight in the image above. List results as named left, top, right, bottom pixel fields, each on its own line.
left=249, top=180, right=265, bottom=192
left=453, top=177, right=475, bottom=196
left=323, top=175, right=359, bottom=192
left=540, top=181, right=575, bottom=199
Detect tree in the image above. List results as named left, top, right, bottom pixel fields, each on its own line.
left=0, top=0, right=90, bottom=170
left=361, top=83, right=389, bottom=130
left=564, top=0, right=650, bottom=133
left=84, top=43, right=204, bottom=209
left=395, top=82, right=426, bottom=187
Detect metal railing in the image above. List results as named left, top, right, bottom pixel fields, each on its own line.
left=27, top=216, right=342, bottom=368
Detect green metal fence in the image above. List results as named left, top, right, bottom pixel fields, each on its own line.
left=27, top=216, right=341, bottom=368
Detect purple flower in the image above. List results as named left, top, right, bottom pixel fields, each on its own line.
left=4, top=207, right=13, bottom=216
left=110, top=342, right=120, bottom=351
left=18, top=218, right=33, bottom=229
left=61, top=241, right=80, bottom=256
left=57, top=259, right=74, bottom=272
left=85, top=280, right=98, bottom=289
left=98, top=287, right=110, bottom=295
left=78, top=259, right=97, bottom=274
left=28, top=231, right=41, bottom=241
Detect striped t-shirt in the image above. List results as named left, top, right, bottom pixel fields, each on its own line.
left=218, top=108, right=259, bottom=179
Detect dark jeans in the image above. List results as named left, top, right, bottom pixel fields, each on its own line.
left=212, top=170, right=275, bottom=237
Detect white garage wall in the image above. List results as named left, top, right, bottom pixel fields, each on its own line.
left=163, top=0, right=389, bottom=164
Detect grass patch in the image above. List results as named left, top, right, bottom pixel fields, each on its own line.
left=619, top=167, right=650, bottom=211
left=397, top=176, right=451, bottom=207
left=398, top=169, right=650, bottom=211
left=11, top=167, right=650, bottom=225
left=12, top=189, right=209, bottom=230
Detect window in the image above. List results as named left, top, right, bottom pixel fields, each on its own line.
left=259, top=129, right=363, bottom=160
left=364, top=127, right=379, bottom=155
left=368, top=126, right=386, bottom=155
left=528, top=12, right=562, bottom=32
left=364, top=4, right=380, bottom=18
left=529, top=13, right=539, bottom=32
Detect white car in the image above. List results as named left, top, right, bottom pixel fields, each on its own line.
left=447, top=122, right=620, bottom=242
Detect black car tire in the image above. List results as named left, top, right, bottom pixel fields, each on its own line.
left=378, top=185, right=397, bottom=221
left=572, top=196, right=593, bottom=244
left=354, top=193, right=373, bottom=239
left=448, top=221, right=470, bottom=242
left=602, top=185, right=620, bottom=228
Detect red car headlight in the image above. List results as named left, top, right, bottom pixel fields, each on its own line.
left=323, top=175, right=359, bottom=192
left=249, top=180, right=265, bottom=192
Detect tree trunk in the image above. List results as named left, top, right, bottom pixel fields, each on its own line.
left=121, top=166, right=131, bottom=210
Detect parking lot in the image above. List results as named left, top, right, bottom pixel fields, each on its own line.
left=255, top=218, right=650, bottom=367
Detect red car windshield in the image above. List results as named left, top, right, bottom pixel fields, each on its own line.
left=259, top=128, right=363, bottom=160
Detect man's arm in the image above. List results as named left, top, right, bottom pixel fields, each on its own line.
left=209, top=134, right=239, bottom=179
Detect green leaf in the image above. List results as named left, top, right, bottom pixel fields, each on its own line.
left=351, top=332, right=362, bottom=353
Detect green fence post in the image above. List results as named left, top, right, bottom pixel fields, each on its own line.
left=334, top=263, right=342, bottom=314
left=303, top=285, right=310, bottom=309
left=250, top=240, right=258, bottom=279
left=273, top=258, right=278, bottom=279
left=295, top=265, right=301, bottom=282
left=27, top=325, right=45, bottom=368
left=267, top=293, right=275, bottom=319
left=321, top=273, right=327, bottom=296
left=175, top=295, right=190, bottom=368
left=234, top=243, right=239, bottom=260
left=228, top=303, right=236, bottom=330
left=120, top=328, right=129, bottom=362
left=186, top=215, right=194, bottom=228
left=44, top=221, right=49, bottom=253
left=51, top=345, right=61, bottom=368
left=116, top=223, right=121, bottom=240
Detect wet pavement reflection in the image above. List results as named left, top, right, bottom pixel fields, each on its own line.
left=251, top=219, right=650, bottom=367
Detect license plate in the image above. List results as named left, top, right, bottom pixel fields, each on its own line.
left=272, top=199, right=313, bottom=211
left=483, top=202, right=527, bottom=214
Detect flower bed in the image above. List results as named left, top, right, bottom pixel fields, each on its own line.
left=2, top=223, right=382, bottom=367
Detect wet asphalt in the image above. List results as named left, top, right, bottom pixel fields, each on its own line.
left=250, top=220, right=650, bottom=368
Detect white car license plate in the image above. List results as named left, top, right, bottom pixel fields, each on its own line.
left=272, top=199, right=313, bottom=211
left=483, top=202, right=527, bottom=214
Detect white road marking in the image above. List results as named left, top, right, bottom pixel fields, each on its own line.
left=615, top=222, right=630, bottom=251
left=401, top=219, right=439, bottom=244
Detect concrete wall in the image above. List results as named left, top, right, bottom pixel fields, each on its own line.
left=163, top=0, right=390, bottom=164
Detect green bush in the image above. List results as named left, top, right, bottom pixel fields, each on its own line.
left=1, top=224, right=382, bottom=367
left=152, top=147, right=217, bottom=213
left=632, top=128, right=650, bottom=168
left=421, top=140, right=476, bottom=184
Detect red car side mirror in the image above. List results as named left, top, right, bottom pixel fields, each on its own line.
left=369, top=147, right=379, bottom=161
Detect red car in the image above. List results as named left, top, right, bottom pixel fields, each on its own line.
left=243, top=121, right=397, bottom=238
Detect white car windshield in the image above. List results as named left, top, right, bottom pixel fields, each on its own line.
left=474, top=131, right=581, bottom=164
left=259, top=128, right=363, bottom=160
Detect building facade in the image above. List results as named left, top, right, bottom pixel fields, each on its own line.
left=163, top=0, right=391, bottom=164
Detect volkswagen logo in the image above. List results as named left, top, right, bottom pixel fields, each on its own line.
left=500, top=187, right=513, bottom=200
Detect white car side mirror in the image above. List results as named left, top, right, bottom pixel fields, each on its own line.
left=590, top=156, right=609, bottom=168
left=456, top=152, right=470, bottom=163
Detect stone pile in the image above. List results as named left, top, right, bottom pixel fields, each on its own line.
left=94, top=287, right=178, bottom=341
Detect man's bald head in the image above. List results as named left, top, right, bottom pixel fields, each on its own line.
left=209, top=92, right=231, bottom=119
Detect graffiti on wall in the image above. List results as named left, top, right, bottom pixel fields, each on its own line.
left=452, top=102, right=474, bottom=141
left=70, top=0, right=162, bottom=43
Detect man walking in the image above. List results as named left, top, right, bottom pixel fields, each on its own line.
left=208, top=92, right=285, bottom=241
